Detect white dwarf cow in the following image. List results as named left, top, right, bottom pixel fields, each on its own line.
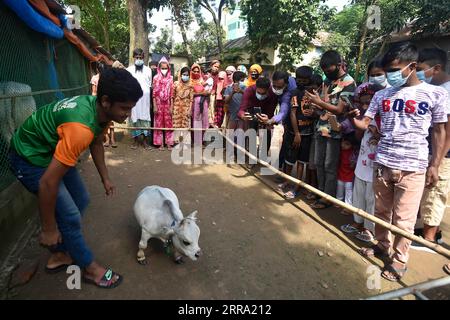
left=134, top=186, right=201, bottom=264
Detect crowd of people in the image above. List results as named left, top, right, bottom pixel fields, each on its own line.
left=89, top=42, right=450, bottom=282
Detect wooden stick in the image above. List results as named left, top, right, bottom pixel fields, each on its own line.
left=215, top=127, right=450, bottom=259
left=115, top=126, right=219, bottom=131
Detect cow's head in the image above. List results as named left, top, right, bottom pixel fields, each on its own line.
left=167, top=211, right=201, bottom=261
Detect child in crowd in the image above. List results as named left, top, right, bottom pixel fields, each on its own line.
left=341, top=83, right=383, bottom=242
left=278, top=66, right=314, bottom=199
left=336, top=133, right=358, bottom=212
left=224, top=71, right=247, bottom=162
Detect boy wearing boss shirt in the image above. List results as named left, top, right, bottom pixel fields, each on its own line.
left=350, top=43, right=448, bottom=282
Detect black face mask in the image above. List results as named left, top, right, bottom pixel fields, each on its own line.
left=296, top=81, right=310, bottom=91
left=251, top=73, right=259, bottom=80
left=325, top=67, right=341, bottom=81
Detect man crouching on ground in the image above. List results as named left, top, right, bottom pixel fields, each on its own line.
left=9, top=68, right=143, bottom=289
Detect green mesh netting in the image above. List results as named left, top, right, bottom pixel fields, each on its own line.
left=0, top=3, right=90, bottom=192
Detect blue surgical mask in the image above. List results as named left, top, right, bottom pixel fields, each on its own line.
left=256, top=92, right=267, bottom=100
left=386, top=63, right=413, bottom=88
left=182, top=75, right=190, bottom=82
left=135, top=59, right=144, bottom=67
left=416, top=66, right=434, bottom=84
left=369, top=75, right=387, bottom=87
left=239, top=81, right=246, bottom=90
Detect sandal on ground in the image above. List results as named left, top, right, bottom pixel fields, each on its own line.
left=83, top=268, right=123, bottom=289
left=284, top=190, right=300, bottom=199
left=340, top=224, right=359, bottom=234
left=359, top=244, right=389, bottom=258
left=311, top=200, right=332, bottom=209
left=45, top=262, right=73, bottom=274
left=277, top=182, right=289, bottom=192
left=306, top=193, right=320, bottom=201
left=356, top=229, right=375, bottom=242
left=130, top=145, right=138, bottom=150
left=158, top=146, right=165, bottom=151
left=167, top=146, right=173, bottom=151
left=381, top=264, right=407, bottom=282
left=443, top=263, right=450, bottom=275
left=111, top=143, right=118, bottom=148
left=103, top=143, right=111, bottom=147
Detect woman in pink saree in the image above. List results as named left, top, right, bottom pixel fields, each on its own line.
left=153, top=57, right=174, bottom=150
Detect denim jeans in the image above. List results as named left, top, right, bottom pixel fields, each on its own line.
left=314, top=135, right=341, bottom=198
left=9, top=151, right=93, bottom=268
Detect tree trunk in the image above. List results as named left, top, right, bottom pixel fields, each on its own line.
left=213, top=17, right=224, bottom=61
left=103, top=0, right=111, bottom=51
left=127, top=0, right=150, bottom=66
left=354, top=23, right=368, bottom=82
left=180, top=24, right=193, bottom=65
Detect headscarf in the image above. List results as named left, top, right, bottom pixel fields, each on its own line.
left=245, top=64, right=263, bottom=87
left=216, top=71, right=227, bottom=100
left=237, top=65, right=247, bottom=75
left=153, top=56, right=173, bottom=102
left=190, top=63, right=204, bottom=93
left=225, top=66, right=236, bottom=87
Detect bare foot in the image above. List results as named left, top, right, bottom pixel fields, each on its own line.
left=47, top=252, right=73, bottom=269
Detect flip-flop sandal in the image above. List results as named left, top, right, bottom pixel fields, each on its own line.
left=443, top=263, right=450, bottom=275
left=359, top=245, right=389, bottom=258
left=45, top=263, right=72, bottom=274
left=284, top=190, right=300, bottom=199
left=306, top=193, right=320, bottom=201
left=111, top=144, right=118, bottom=148
left=340, top=224, right=359, bottom=234
left=311, top=200, right=332, bottom=209
left=355, top=230, right=375, bottom=242
left=381, top=264, right=407, bottom=282
left=83, top=268, right=123, bottom=289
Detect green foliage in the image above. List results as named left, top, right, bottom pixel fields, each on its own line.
left=174, top=22, right=225, bottom=62
left=153, top=27, right=173, bottom=55
left=241, top=0, right=322, bottom=72
left=68, top=0, right=130, bottom=63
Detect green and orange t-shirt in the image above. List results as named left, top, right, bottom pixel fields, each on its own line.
left=11, top=95, right=106, bottom=167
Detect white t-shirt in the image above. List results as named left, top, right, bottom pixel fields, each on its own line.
left=365, top=82, right=448, bottom=172
left=355, top=118, right=379, bottom=182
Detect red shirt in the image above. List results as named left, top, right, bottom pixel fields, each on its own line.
left=338, top=148, right=355, bottom=182
left=238, top=85, right=278, bottom=119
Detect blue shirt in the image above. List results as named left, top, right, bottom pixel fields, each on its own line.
left=273, top=76, right=297, bottom=124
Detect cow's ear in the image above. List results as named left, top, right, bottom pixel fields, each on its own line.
left=162, top=227, right=175, bottom=236
left=187, top=210, right=198, bottom=221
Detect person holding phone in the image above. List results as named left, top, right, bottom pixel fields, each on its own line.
left=238, top=78, right=278, bottom=163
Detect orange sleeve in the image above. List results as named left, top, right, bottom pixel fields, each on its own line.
left=54, top=123, right=94, bottom=167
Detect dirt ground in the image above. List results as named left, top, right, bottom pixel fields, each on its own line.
left=7, top=131, right=450, bottom=300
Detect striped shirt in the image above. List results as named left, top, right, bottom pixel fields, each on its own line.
left=365, top=82, right=449, bottom=172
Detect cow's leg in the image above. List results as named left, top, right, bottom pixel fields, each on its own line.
left=173, top=249, right=184, bottom=264
left=137, top=230, right=151, bottom=265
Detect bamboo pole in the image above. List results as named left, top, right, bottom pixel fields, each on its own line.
left=213, top=127, right=450, bottom=259
left=114, top=126, right=218, bottom=131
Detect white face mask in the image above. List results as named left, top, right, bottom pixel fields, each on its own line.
left=135, top=59, right=144, bottom=67
left=369, top=75, right=387, bottom=87
left=161, top=69, right=168, bottom=76
left=272, top=86, right=285, bottom=96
